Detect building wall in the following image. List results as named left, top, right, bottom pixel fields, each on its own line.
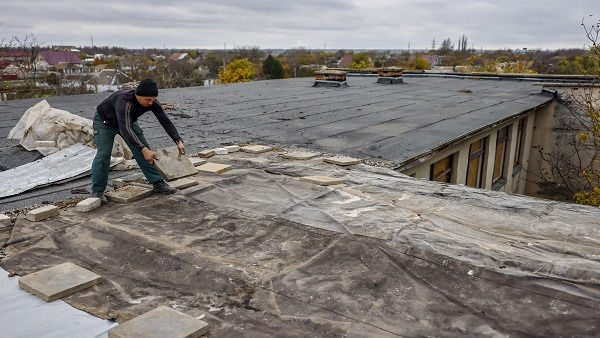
left=402, top=102, right=554, bottom=195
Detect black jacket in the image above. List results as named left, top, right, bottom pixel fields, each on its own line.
left=96, top=90, right=182, bottom=150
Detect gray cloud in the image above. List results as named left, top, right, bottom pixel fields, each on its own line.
left=0, top=0, right=597, bottom=50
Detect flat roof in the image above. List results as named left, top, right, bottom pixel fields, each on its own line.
left=1, top=76, right=553, bottom=169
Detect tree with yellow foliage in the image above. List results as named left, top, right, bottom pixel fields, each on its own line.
left=349, top=52, right=374, bottom=69
left=218, top=58, right=255, bottom=84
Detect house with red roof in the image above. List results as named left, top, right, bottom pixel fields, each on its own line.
left=36, top=50, right=83, bottom=73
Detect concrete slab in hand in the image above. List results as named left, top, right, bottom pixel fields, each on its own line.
left=300, top=176, right=347, bottom=186
left=283, top=151, right=320, bottom=160
left=241, top=145, right=272, bottom=154
left=26, top=205, right=59, bottom=222
left=18, top=262, right=102, bottom=302
left=108, top=305, right=209, bottom=338
left=105, top=186, right=153, bottom=203
left=189, top=157, right=207, bottom=166
left=153, top=146, right=198, bottom=181
left=323, top=156, right=361, bottom=166
left=214, top=147, right=228, bottom=155
left=169, top=178, right=199, bottom=190
left=0, top=214, right=11, bottom=227
left=76, top=198, right=102, bottom=212
left=196, top=149, right=215, bottom=158
left=197, top=163, right=232, bottom=174
left=224, top=145, right=240, bottom=152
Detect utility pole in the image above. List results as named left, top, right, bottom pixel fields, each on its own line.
left=90, top=36, right=94, bottom=48
left=431, top=38, right=436, bottom=50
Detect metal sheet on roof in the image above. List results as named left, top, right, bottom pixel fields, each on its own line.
left=0, top=143, right=96, bottom=198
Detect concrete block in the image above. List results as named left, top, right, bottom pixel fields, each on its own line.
left=189, top=157, right=207, bottom=166
left=26, top=205, right=59, bottom=222
left=169, top=178, right=199, bottom=190
left=35, top=140, right=57, bottom=148
left=0, top=214, right=11, bottom=227
left=108, top=305, right=209, bottom=338
left=300, top=176, right=347, bottom=186
left=19, top=262, right=102, bottom=302
left=76, top=198, right=101, bottom=212
left=241, top=145, right=272, bottom=154
left=153, top=146, right=198, bottom=181
left=105, top=186, right=153, bottom=203
left=197, top=163, right=232, bottom=175
left=283, top=151, right=320, bottom=160
left=196, top=149, right=215, bottom=158
left=323, top=156, right=361, bottom=166
left=224, top=145, right=240, bottom=152
left=214, top=147, right=228, bottom=155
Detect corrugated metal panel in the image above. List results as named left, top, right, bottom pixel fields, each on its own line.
left=0, top=143, right=97, bottom=198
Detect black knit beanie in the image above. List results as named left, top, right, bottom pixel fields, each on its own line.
left=135, top=78, right=158, bottom=96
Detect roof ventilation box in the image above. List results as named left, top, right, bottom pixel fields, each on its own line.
left=313, top=70, right=348, bottom=87
left=377, top=67, right=404, bottom=84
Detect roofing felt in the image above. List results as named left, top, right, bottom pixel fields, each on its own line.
left=1, top=76, right=553, bottom=167
left=1, top=152, right=599, bottom=336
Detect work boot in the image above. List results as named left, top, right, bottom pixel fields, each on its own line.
left=153, top=180, right=177, bottom=194
left=91, top=191, right=108, bottom=205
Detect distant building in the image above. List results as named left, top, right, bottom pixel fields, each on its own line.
left=87, top=69, right=133, bottom=92
left=337, top=54, right=353, bottom=68
left=168, top=52, right=190, bottom=61
left=37, top=51, right=82, bottom=73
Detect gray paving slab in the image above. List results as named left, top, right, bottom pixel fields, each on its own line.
left=153, top=146, right=198, bottom=181
left=169, top=178, right=199, bottom=190
left=18, top=262, right=102, bottom=302
left=196, top=149, right=214, bottom=158
left=241, top=145, right=272, bottom=154
left=323, top=156, right=361, bottom=166
left=26, top=205, right=59, bottom=222
left=105, top=186, right=153, bottom=203
left=283, top=151, right=320, bottom=160
left=196, top=163, right=232, bottom=174
left=76, top=198, right=101, bottom=212
left=108, top=305, right=209, bottom=338
left=188, top=157, right=207, bottom=166
left=224, top=145, right=240, bottom=152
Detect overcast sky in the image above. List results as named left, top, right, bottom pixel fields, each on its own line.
left=1, top=0, right=598, bottom=51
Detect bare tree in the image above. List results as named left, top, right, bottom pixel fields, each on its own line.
left=532, top=16, right=600, bottom=205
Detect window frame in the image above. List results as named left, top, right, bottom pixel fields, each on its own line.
left=466, top=138, right=486, bottom=188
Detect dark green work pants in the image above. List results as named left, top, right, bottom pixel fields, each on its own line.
left=91, top=112, right=163, bottom=192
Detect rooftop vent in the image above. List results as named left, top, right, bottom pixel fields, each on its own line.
left=377, top=67, right=404, bottom=84
left=313, top=70, right=348, bottom=87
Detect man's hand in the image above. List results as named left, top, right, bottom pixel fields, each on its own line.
left=177, top=140, right=186, bottom=155
left=141, top=147, right=158, bottom=165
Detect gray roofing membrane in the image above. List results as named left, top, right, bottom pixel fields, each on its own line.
left=1, top=76, right=598, bottom=336
left=0, top=76, right=552, bottom=166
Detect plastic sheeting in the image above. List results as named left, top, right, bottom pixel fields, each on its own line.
left=0, top=267, right=116, bottom=338
left=8, top=100, right=131, bottom=159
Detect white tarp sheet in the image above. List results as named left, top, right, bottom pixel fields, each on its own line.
left=0, top=267, right=117, bottom=338
left=7, top=100, right=131, bottom=159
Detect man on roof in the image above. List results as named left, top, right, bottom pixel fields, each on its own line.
left=90, top=78, right=185, bottom=204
